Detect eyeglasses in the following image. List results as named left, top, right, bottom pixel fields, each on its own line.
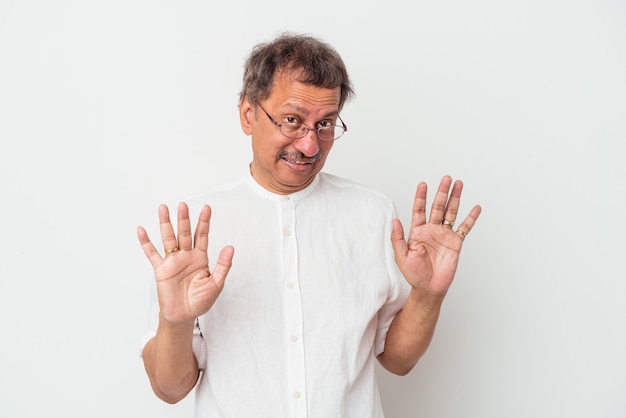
left=257, top=103, right=347, bottom=141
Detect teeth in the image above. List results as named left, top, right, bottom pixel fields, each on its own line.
left=285, top=158, right=308, bottom=165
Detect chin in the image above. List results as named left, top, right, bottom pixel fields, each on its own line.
left=277, top=172, right=317, bottom=191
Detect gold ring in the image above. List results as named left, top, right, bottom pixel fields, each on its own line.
left=165, top=246, right=179, bottom=254
left=456, top=230, right=467, bottom=239
left=442, top=219, right=455, bottom=226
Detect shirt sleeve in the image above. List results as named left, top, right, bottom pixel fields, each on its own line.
left=374, top=204, right=411, bottom=356
left=192, top=318, right=207, bottom=370
left=374, top=268, right=410, bottom=355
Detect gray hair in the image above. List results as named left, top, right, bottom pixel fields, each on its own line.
left=240, top=32, right=354, bottom=110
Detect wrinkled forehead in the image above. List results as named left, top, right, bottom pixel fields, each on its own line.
left=269, top=70, right=341, bottom=105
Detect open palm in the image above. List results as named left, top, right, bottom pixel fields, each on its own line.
left=137, top=203, right=234, bottom=324
left=392, top=176, right=481, bottom=295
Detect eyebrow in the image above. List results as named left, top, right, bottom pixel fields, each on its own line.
left=281, top=103, right=339, bottom=119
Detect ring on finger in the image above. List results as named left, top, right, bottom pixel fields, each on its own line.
left=442, top=218, right=455, bottom=226
left=456, top=229, right=467, bottom=239
left=165, top=246, right=179, bottom=254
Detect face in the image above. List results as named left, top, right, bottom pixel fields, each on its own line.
left=240, top=71, right=341, bottom=195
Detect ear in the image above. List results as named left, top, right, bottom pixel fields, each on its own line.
left=239, top=97, right=254, bottom=135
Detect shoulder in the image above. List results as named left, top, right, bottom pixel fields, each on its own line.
left=318, top=172, right=394, bottom=204
left=315, top=172, right=397, bottom=220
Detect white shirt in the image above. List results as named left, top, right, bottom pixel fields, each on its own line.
left=143, top=172, right=410, bottom=418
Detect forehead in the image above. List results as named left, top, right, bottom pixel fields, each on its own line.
left=268, top=70, right=341, bottom=110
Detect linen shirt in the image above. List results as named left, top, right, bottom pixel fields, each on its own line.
left=142, top=171, right=410, bottom=418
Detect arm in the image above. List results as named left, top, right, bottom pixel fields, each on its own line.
left=137, top=202, right=234, bottom=402
left=377, top=287, right=445, bottom=376
left=377, top=176, right=481, bottom=375
left=141, top=317, right=199, bottom=403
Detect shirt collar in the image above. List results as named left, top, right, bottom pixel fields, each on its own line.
left=245, top=168, right=321, bottom=202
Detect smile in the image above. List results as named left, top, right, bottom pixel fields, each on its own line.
left=279, top=151, right=320, bottom=165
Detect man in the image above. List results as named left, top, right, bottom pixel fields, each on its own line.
left=137, top=32, right=481, bottom=417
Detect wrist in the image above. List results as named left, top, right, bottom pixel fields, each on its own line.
left=407, top=287, right=446, bottom=312
left=157, top=312, right=196, bottom=334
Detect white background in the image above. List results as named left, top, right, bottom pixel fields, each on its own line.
left=1, top=1, right=625, bottom=417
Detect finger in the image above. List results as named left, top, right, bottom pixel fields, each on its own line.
left=429, top=175, right=452, bottom=224
left=158, top=204, right=179, bottom=255
left=137, top=226, right=163, bottom=269
left=442, top=179, right=463, bottom=227
left=176, top=202, right=193, bottom=251
left=410, top=182, right=428, bottom=228
left=390, top=218, right=408, bottom=263
left=456, top=204, right=482, bottom=239
left=193, top=205, right=212, bottom=252
left=210, top=245, right=235, bottom=288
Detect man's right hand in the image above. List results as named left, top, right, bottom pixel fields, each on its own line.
left=137, top=202, right=234, bottom=324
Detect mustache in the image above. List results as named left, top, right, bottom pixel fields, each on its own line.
left=277, top=151, right=320, bottom=163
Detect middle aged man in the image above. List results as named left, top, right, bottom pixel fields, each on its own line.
left=138, top=32, right=482, bottom=418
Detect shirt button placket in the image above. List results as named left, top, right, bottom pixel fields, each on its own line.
left=281, top=197, right=307, bottom=417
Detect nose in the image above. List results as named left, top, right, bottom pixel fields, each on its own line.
left=293, top=129, right=320, bottom=157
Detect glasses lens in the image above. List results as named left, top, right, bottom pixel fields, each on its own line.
left=280, top=122, right=304, bottom=138
left=318, top=126, right=337, bottom=141
left=279, top=123, right=345, bottom=141
left=328, top=126, right=347, bottom=141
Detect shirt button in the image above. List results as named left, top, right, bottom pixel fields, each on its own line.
left=293, top=391, right=301, bottom=399
left=286, top=282, right=294, bottom=290
left=290, top=335, right=298, bottom=342
left=284, top=228, right=291, bottom=236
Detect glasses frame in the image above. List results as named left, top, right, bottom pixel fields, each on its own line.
left=256, top=102, right=348, bottom=141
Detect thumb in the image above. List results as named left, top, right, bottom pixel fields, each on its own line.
left=391, top=219, right=408, bottom=263
left=211, top=245, right=235, bottom=288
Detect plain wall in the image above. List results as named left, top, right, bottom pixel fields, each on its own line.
left=1, top=0, right=625, bottom=417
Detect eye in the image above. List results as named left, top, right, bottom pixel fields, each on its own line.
left=317, top=120, right=334, bottom=128
left=283, top=116, right=300, bottom=125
